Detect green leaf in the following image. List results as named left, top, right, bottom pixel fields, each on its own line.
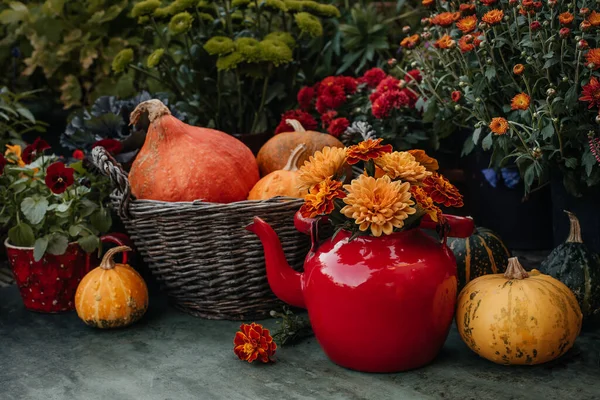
left=481, top=132, right=493, bottom=150
left=8, top=223, right=35, bottom=247
left=472, top=127, right=482, bottom=144
left=582, top=149, right=597, bottom=176
left=523, top=164, right=535, bottom=190
left=0, top=2, right=28, bottom=24
left=541, top=123, right=554, bottom=139
left=462, top=135, right=475, bottom=156
left=77, top=234, right=100, bottom=253
left=485, top=67, right=496, bottom=82
left=564, top=157, right=578, bottom=169
left=565, top=85, right=578, bottom=109
left=33, top=237, right=49, bottom=262
left=91, top=208, right=112, bottom=233
left=16, top=107, right=35, bottom=123
left=46, top=233, right=69, bottom=256
left=20, top=197, right=49, bottom=225
left=543, top=58, right=559, bottom=69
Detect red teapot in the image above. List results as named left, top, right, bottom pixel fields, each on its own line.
left=247, top=212, right=474, bottom=373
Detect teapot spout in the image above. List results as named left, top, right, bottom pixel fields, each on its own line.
left=246, top=217, right=306, bottom=309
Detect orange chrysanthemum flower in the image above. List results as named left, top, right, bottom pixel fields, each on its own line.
left=432, top=12, right=461, bottom=27
left=435, top=34, right=456, bottom=49
left=5, top=144, right=25, bottom=167
left=459, top=4, right=476, bottom=15
left=586, top=48, right=600, bottom=69
left=422, top=172, right=464, bottom=208
left=489, top=117, right=509, bottom=135
left=457, top=15, right=477, bottom=33
left=588, top=11, right=600, bottom=27
left=411, top=186, right=444, bottom=223
left=341, top=175, right=416, bottom=237
left=233, top=323, right=277, bottom=363
left=558, top=12, right=574, bottom=25
left=374, top=151, right=431, bottom=183
left=513, top=64, right=525, bottom=75
left=482, top=9, right=504, bottom=25
left=422, top=0, right=434, bottom=7
left=298, top=146, right=347, bottom=190
left=407, top=149, right=439, bottom=171
left=458, top=34, right=482, bottom=53
left=346, top=138, right=393, bottom=165
left=511, top=93, right=531, bottom=110
left=300, top=176, right=346, bottom=218
left=400, top=34, right=421, bottom=49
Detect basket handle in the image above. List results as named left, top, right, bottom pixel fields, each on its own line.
left=91, top=146, right=132, bottom=219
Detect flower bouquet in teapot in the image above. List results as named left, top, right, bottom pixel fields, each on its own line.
left=247, top=137, right=475, bottom=373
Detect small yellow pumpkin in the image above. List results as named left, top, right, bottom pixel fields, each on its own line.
left=248, top=143, right=307, bottom=200
left=75, top=246, right=148, bottom=328
left=456, top=257, right=582, bottom=365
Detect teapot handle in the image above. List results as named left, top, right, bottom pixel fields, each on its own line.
left=419, top=214, right=474, bottom=238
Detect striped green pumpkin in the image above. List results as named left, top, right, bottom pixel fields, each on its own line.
left=448, top=227, right=511, bottom=290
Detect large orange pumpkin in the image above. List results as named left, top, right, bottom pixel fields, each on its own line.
left=257, top=119, right=345, bottom=176
left=128, top=99, right=259, bottom=203
left=75, top=246, right=148, bottom=329
left=456, top=257, right=582, bottom=365
left=248, top=144, right=307, bottom=200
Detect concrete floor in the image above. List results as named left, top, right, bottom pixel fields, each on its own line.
left=1, top=286, right=599, bottom=400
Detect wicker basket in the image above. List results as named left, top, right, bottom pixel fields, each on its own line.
left=91, top=147, right=309, bottom=320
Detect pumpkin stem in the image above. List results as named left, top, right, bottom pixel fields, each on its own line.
left=283, top=143, right=307, bottom=172
left=564, top=210, right=583, bottom=244
left=130, top=99, right=171, bottom=126
left=285, top=119, right=306, bottom=132
left=100, top=246, right=132, bottom=270
left=504, top=257, right=529, bottom=280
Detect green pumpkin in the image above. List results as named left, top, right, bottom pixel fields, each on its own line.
left=448, top=227, right=511, bottom=290
left=540, top=211, right=600, bottom=321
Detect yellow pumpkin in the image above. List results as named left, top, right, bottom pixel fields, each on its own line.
left=248, top=143, right=307, bottom=200
left=75, top=246, right=148, bottom=329
left=456, top=257, right=582, bottom=365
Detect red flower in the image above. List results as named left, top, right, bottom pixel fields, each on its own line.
left=327, top=117, right=350, bottom=137
left=580, top=77, right=600, bottom=109
left=22, top=137, right=50, bottom=164
left=92, top=139, right=123, bottom=155
left=559, top=27, right=571, bottom=38
left=404, top=69, right=422, bottom=84
left=337, top=76, right=358, bottom=94
left=321, top=110, right=338, bottom=129
left=375, top=76, right=400, bottom=93
left=275, top=110, right=318, bottom=134
left=297, top=86, right=315, bottom=110
left=316, top=84, right=346, bottom=113
left=45, top=162, right=75, bottom=194
left=480, top=0, right=497, bottom=5
left=530, top=21, right=541, bottom=31
left=451, top=91, right=462, bottom=102
left=360, top=68, right=387, bottom=88
left=0, top=154, right=6, bottom=175
left=233, top=323, right=277, bottom=363
left=72, top=150, right=85, bottom=160
left=372, top=90, right=410, bottom=119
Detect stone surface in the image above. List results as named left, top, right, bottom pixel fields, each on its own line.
left=1, top=286, right=599, bottom=400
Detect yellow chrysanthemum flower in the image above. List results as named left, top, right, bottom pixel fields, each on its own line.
left=374, top=151, right=431, bottom=183
left=132, top=0, right=161, bottom=18
left=169, top=12, right=194, bottom=35
left=257, top=39, right=292, bottom=66
left=294, top=12, right=323, bottom=37
left=205, top=36, right=235, bottom=55
left=298, top=146, right=347, bottom=190
left=112, top=49, right=133, bottom=73
left=341, top=175, right=416, bottom=237
left=146, top=48, right=165, bottom=68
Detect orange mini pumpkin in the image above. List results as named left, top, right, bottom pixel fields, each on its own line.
left=75, top=246, right=148, bottom=329
left=257, top=119, right=345, bottom=176
left=248, top=144, right=307, bottom=200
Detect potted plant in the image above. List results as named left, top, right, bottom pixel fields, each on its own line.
left=0, top=138, right=127, bottom=313
left=111, top=0, right=341, bottom=152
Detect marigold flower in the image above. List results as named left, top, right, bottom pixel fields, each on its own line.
left=22, top=137, right=50, bottom=164
left=432, top=12, right=461, bottom=27
left=204, top=36, right=235, bottom=55
left=459, top=4, right=476, bottom=15
left=360, top=68, right=387, bottom=88
left=72, top=150, right=85, bottom=160
left=297, top=86, right=315, bottom=110
left=111, top=49, right=133, bottom=73
left=146, top=48, right=165, bottom=68
left=347, top=139, right=393, bottom=165
left=511, top=93, right=530, bottom=110
left=422, top=172, right=463, bottom=208
left=588, top=11, right=600, bottom=27
left=579, top=77, right=600, bottom=109
left=559, top=12, right=574, bottom=25
left=258, top=39, right=293, bottom=66
left=586, top=48, right=600, bottom=69
left=400, top=34, right=420, bottom=49
left=513, top=64, right=525, bottom=75
left=435, top=35, right=455, bottom=49
left=451, top=90, right=462, bottom=102
left=489, top=117, right=509, bottom=135
left=233, top=323, right=276, bottom=363
left=275, top=110, right=318, bottom=134
left=92, top=139, right=123, bottom=155
left=407, top=150, right=438, bottom=172
left=341, top=175, right=416, bottom=237
left=5, top=144, right=25, bottom=167
left=45, top=162, right=75, bottom=194
left=298, top=146, right=348, bottom=190
left=374, top=151, right=431, bottom=183
left=168, top=12, right=193, bottom=35
left=295, top=12, right=323, bottom=37
left=457, top=15, right=477, bottom=33
left=327, top=118, right=350, bottom=138
left=300, top=176, right=346, bottom=218
left=411, top=186, right=443, bottom=222
left=265, top=31, right=296, bottom=49
left=482, top=9, right=504, bottom=25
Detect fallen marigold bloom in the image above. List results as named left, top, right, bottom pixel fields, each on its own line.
left=234, top=323, right=277, bottom=363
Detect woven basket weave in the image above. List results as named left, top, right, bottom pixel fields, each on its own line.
left=91, top=147, right=309, bottom=320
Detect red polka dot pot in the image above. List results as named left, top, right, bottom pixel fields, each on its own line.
left=4, top=234, right=130, bottom=313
